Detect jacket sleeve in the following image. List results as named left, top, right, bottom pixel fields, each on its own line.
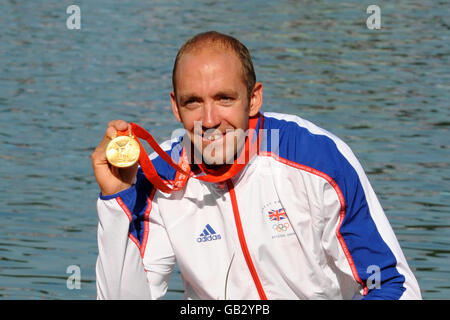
left=320, top=141, right=422, bottom=300
left=95, top=172, right=176, bottom=300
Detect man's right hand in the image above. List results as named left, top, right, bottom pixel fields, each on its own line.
left=91, top=120, right=139, bottom=196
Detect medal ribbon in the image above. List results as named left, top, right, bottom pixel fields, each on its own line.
left=116, top=114, right=263, bottom=193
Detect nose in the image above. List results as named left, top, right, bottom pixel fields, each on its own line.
left=201, top=101, right=220, bottom=130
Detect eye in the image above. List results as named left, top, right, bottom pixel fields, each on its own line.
left=183, top=98, right=201, bottom=107
left=220, top=96, right=234, bottom=103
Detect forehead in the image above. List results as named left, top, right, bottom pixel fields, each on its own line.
left=175, top=47, right=245, bottom=90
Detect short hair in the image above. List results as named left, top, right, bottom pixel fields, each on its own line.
left=172, top=31, right=256, bottom=99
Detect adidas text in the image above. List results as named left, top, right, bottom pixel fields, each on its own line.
left=197, top=234, right=221, bottom=242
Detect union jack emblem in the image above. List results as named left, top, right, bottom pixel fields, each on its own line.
left=268, top=208, right=287, bottom=221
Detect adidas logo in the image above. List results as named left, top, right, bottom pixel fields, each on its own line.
left=196, top=224, right=222, bottom=242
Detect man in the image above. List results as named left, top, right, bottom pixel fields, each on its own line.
left=91, top=31, right=421, bottom=299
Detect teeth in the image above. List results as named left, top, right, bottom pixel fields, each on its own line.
left=205, top=134, right=222, bottom=141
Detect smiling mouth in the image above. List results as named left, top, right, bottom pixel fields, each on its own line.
left=202, top=132, right=225, bottom=144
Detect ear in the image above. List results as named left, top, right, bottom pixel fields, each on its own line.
left=170, top=91, right=182, bottom=123
left=248, top=82, right=263, bottom=117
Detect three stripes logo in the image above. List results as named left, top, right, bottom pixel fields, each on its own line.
left=196, top=224, right=222, bottom=242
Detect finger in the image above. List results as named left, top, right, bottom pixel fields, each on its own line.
left=96, top=121, right=126, bottom=153
left=107, top=120, right=129, bottom=132
left=105, top=126, right=117, bottom=140
left=93, top=131, right=114, bottom=157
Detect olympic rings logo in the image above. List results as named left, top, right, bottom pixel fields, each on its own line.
left=272, top=222, right=290, bottom=232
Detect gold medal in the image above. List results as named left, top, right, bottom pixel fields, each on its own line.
left=106, top=132, right=140, bottom=168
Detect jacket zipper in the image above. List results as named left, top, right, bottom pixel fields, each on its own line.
left=226, top=179, right=267, bottom=300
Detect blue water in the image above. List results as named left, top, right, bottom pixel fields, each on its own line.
left=0, top=0, right=448, bottom=299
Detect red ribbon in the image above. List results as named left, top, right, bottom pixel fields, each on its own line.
left=120, top=114, right=262, bottom=193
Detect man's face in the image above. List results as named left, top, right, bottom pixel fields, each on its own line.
left=170, top=47, right=262, bottom=165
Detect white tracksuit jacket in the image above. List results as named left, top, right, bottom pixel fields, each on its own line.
left=96, top=112, right=422, bottom=300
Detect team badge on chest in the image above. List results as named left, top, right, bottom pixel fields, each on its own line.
left=261, top=201, right=295, bottom=239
